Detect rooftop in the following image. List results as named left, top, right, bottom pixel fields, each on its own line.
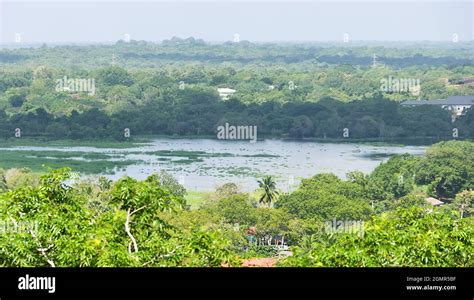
left=426, top=197, right=445, bottom=206
left=217, top=88, right=236, bottom=93
left=401, top=96, right=474, bottom=106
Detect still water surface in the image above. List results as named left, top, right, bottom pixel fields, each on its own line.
left=4, top=139, right=427, bottom=191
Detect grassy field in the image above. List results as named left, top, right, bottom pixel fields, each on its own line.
left=185, top=189, right=263, bottom=210
left=185, top=190, right=213, bottom=209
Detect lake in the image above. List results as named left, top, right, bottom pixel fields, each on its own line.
left=0, top=138, right=427, bottom=192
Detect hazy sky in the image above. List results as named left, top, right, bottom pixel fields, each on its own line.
left=0, top=0, right=472, bottom=43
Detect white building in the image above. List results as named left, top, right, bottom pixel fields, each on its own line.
left=217, top=88, right=236, bottom=100
left=401, top=96, right=474, bottom=121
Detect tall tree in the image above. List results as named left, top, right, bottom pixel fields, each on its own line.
left=257, top=176, right=279, bottom=208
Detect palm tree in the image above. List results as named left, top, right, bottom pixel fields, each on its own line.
left=257, top=176, right=279, bottom=207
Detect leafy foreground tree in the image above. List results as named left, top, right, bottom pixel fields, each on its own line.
left=0, top=168, right=238, bottom=267
left=280, top=206, right=473, bottom=267
left=453, top=189, right=474, bottom=219
left=257, top=176, right=279, bottom=207
left=415, top=141, right=474, bottom=198
left=276, top=173, right=373, bottom=221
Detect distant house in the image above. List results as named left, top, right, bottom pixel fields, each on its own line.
left=462, top=77, right=474, bottom=85
left=425, top=197, right=444, bottom=206
left=449, top=77, right=474, bottom=86
left=401, top=95, right=474, bottom=121
left=217, top=88, right=236, bottom=100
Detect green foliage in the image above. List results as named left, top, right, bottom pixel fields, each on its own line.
left=0, top=167, right=97, bottom=266
left=390, top=193, right=427, bottom=210
left=0, top=94, right=469, bottom=141
left=149, top=171, right=187, bottom=199
left=0, top=42, right=473, bottom=141
left=1, top=41, right=473, bottom=267
left=281, top=207, right=473, bottom=267
left=7, top=89, right=27, bottom=107
left=251, top=207, right=293, bottom=245
left=205, top=194, right=256, bottom=225
left=453, top=189, right=474, bottom=218
left=2, top=168, right=39, bottom=190
left=257, top=175, right=279, bottom=207
left=0, top=140, right=473, bottom=267
left=203, top=194, right=299, bottom=248
left=110, top=175, right=184, bottom=212
left=96, top=66, right=134, bottom=87
left=243, top=245, right=279, bottom=258
left=0, top=168, right=238, bottom=267
left=415, top=141, right=474, bottom=198
left=367, top=154, right=419, bottom=203
left=276, top=173, right=373, bottom=221
left=215, top=182, right=239, bottom=199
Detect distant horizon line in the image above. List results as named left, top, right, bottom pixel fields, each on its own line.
left=1, top=39, right=473, bottom=46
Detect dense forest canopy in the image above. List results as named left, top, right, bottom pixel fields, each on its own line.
left=0, top=40, right=473, bottom=141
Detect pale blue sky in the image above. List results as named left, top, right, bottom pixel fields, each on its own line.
left=0, top=0, right=472, bottom=43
